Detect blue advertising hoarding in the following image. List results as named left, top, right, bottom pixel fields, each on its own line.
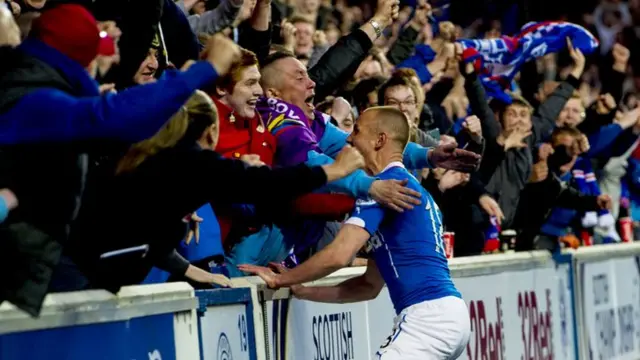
left=0, top=313, right=176, bottom=360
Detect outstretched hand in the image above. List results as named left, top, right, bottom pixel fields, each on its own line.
left=369, top=179, right=422, bottom=212
left=268, top=262, right=306, bottom=295
left=428, top=143, right=481, bottom=172
left=238, top=264, right=280, bottom=289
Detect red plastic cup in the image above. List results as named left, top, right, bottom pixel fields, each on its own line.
left=619, top=217, right=633, bottom=243
left=443, top=232, right=455, bottom=258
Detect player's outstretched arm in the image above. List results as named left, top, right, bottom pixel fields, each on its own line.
left=276, top=224, right=369, bottom=287
left=293, top=259, right=385, bottom=303
left=240, top=224, right=369, bottom=287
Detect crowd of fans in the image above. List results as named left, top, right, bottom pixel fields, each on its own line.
left=0, top=0, right=639, bottom=317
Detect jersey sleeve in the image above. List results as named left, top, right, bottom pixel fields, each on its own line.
left=344, top=198, right=384, bottom=236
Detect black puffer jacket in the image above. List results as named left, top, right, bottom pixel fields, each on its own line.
left=0, top=46, right=84, bottom=316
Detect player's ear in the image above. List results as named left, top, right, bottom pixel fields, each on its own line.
left=375, top=132, right=386, bottom=150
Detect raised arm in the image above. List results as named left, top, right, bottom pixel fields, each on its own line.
left=386, top=5, right=426, bottom=66
left=308, top=0, right=397, bottom=100
left=530, top=76, right=580, bottom=146
left=238, top=0, right=271, bottom=64
left=530, top=40, right=585, bottom=146
left=183, top=0, right=242, bottom=35
left=0, top=35, right=242, bottom=145
left=462, top=65, right=500, bottom=143
left=0, top=62, right=218, bottom=145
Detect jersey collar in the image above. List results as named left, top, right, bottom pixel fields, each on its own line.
left=380, top=161, right=405, bottom=174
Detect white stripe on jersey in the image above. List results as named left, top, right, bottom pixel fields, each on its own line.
left=380, top=232, right=400, bottom=278
left=426, top=197, right=441, bottom=254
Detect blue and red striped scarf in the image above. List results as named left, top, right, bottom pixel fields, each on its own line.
left=256, top=97, right=331, bottom=167
left=459, top=21, right=599, bottom=103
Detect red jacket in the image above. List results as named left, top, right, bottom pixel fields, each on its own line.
left=212, top=97, right=275, bottom=242
left=213, top=97, right=275, bottom=165
left=211, top=97, right=355, bottom=244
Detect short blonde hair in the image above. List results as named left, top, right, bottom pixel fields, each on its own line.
left=364, top=106, right=410, bottom=149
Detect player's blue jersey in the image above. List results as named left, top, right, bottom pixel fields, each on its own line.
left=345, top=162, right=461, bottom=314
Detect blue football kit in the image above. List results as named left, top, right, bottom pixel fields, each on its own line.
left=344, top=162, right=470, bottom=359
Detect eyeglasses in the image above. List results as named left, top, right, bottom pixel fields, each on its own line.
left=386, top=98, right=417, bottom=108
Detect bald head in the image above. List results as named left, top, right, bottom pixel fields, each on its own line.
left=348, top=106, right=410, bottom=174
left=362, top=106, right=410, bottom=150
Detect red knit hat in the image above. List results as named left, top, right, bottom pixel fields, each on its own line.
left=30, top=4, right=102, bottom=68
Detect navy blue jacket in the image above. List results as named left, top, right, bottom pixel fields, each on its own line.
left=0, top=39, right=217, bottom=145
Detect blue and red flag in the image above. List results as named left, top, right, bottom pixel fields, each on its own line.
left=459, top=21, right=599, bottom=103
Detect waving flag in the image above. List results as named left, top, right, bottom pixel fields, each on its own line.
left=459, top=21, right=599, bottom=103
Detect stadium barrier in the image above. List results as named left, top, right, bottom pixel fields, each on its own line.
left=2, top=243, right=640, bottom=360
left=195, top=283, right=263, bottom=360
left=571, top=242, right=640, bottom=360
left=253, top=250, right=577, bottom=360
left=0, top=282, right=200, bottom=360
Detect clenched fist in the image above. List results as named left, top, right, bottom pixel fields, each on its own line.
left=595, top=93, right=616, bottom=115
left=372, top=0, right=400, bottom=28
left=529, top=161, right=548, bottom=183
left=409, top=0, right=431, bottom=29
left=204, top=34, right=242, bottom=76
left=313, top=30, right=328, bottom=47
left=334, top=145, right=365, bottom=173
left=322, top=145, right=365, bottom=183
left=612, top=43, right=630, bottom=73
left=462, top=115, right=482, bottom=142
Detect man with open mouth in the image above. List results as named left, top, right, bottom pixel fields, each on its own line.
left=194, top=0, right=480, bottom=275
left=180, top=48, right=357, bottom=279
left=132, top=33, right=161, bottom=85
left=255, top=48, right=481, bottom=264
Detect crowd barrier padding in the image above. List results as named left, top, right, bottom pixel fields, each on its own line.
left=0, top=282, right=200, bottom=360
left=3, top=244, right=640, bottom=360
